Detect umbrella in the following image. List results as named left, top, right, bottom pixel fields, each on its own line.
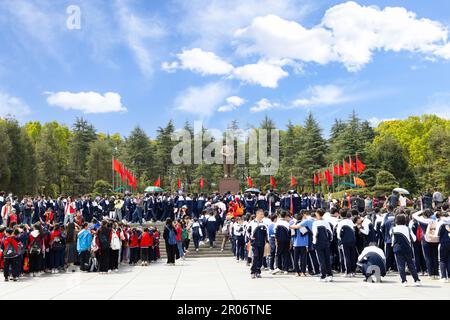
left=245, top=188, right=261, bottom=193
left=393, top=187, right=409, bottom=195
left=144, top=186, right=164, bottom=193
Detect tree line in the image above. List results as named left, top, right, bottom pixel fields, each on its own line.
left=0, top=112, right=448, bottom=197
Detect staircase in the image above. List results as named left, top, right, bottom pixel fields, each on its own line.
left=142, top=222, right=235, bottom=259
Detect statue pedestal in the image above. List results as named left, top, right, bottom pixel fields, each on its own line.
left=219, top=178, right=240, bottom=194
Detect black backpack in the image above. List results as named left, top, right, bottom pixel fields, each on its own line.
left=29, top=237, right=41, bottom=256
left=4, top=239, right=18, bottom=258
left=52, top=235, right=64, bottom=249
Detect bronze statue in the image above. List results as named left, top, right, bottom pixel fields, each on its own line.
left=220, top=145, right=234, bottom=178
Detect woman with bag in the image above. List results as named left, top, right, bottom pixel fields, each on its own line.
left=413, top=209, right=440, bottom=279
left=163, top=218, right=177, bottom=265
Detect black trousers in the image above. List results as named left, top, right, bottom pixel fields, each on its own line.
left=316, top=246, right=332, bottom=279
left=129, top=247, right=140, bottom=264
left=269, top=238, right=276, bottom=270
left=385, top=243, right=397, bottom=271
left=251, top=245, right=264, bottom=275
left=79, top=250, right=90, bottom=271
left=236, top=236, right=245, bottom=261
left=293, top=246, right=307, bottom=274
left=341, top=244, right=357, bottom=274
left=395, top=251, right=419, bottom=283
left=439, top=243, right=450, bottom=279
left=109, top=249, right=119, bottom=270
left=29, top=253, right=43, bottom=273
left=98, top=249, right=110, bottom=272
left=4, top=257, right=20, bottom=279
left=422, top=241, right=439, bottom=276
left=166, top=243, right=177, bottom=264
left=193, top=234, right=201, bottom=249
left=276, top=241, right=290, bottom=271
left=307, top=249, right=320, bottom=275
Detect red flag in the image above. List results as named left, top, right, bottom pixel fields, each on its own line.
left=333, top=164, right=339, bottom=176
left=356, top=156, right=366, bottom=174
left=124, top=168, right=134, bottom=186
left=350, top=157, right=357, bottom=173
left=112, top=159, right=125, bottom=181
left=270, top=176, right=277, bottom=189
left=154, top=176, right=161, bottom=187
left=200, top=177, right=205, bottom=189
left=337, top=163, right=344, bottom=176
left=290, top=175, right=296, bottom=187
left=177, top=179, right=181, bottom=189
left=343, top=160, right=350, bottom=175
left=247, top=176, right=253, bottom=187
left=313, top=174, right=318, bottom=185
left=318, top=172, right=323, bottom=182
left=325, top=169, right=333, bottom=186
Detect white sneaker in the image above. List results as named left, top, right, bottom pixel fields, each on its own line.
left=439, top=278, right=449, bottom=283
left=401, top=281, right=408, bottom=287
left=326, top=276, right=333, bottom=282
left=414, top=281, right=422, bottom=287
left=283, top=271, right=289, bottom=275
left=272, top=268, right=281, bottom=275
left=319, top=278, right=327, bottom=282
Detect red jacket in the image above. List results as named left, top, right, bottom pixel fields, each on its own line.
left=140, top=232, right=151, bottom=248
left=28, top=233, right=44, bottom=250
left=130, top=233, right=139, bottom=247
left=176, top=226, right=182, bottom=242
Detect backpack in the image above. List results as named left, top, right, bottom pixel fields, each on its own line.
left=236, top=203, right=244, bottom=216
left=110, top=231, right=121, bottom=250
left=52, top=235, right=64, bottom=249
left=168, top=228, right=177, bottom=245
left=416, top=225, right=423, bottom=242
left=181, top=228, right=188, bottom=241
left=425, top=220, right=440, bottom=243
left=88, top=254, right=98, bottom=272
left=29, top=237, right=41, bottom=256
left=99, top=231, right=110, bottom=250
left=91, top=235, right=99, bottom=252
left=4, top=239, right=18, bottom=258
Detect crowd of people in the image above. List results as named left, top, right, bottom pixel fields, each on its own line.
left=0, top=189, right=449, bottom=286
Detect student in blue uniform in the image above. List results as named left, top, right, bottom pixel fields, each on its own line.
left=233, top=216, right=245, bottom=262
left=312, top=209, right=333, bottom=282
left=205, top=209, right=217, bottom=248
left=337, top=211, right=357, bottom=277
left=381, top=205, right=396, bottom=271
left=391, top=214, right=421, bottom=286
left=249, top=209, right=268, bottom=279
left=290, top=213, right=309, bottom=276
left=272, top=211, right=291, bottom=275
left=191, top=217, right=203, bottom=252
left=357, top=245, right=386, bottom=282
left=435, top=212, right=450, bottom=282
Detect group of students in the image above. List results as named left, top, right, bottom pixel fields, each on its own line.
left=0, top=216, right=164, bottom=282
left=229, top=194, right=450, bottom=286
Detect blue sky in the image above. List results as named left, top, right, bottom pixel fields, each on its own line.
left=0, top=0, right=450, bottom=138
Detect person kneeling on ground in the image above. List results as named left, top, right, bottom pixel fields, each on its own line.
left=357, top=245, right=386, bottom=282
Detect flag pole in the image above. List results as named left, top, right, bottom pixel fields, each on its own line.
left=112, top=156, right=115, bottom=194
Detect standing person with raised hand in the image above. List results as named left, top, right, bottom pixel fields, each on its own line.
left=391, top=214, right=421, bottom=286
left=381, top=205, right=396, bottom=272
left=413, top=209, right=440, bottom=279
left=312, top=209, right=333, bottom=282
left=435, top=212, right=450, bottom=282
left=290, top=213, right=309, bottom=277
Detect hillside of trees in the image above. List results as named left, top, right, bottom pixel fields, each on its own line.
left=0, top=112, right=448, bottom=197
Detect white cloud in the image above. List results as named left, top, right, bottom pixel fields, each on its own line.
left=0, top=92, right=31, bottom=118
left=176, top=0, right=312, bottom=51
left=423, top=93, right=450, bottom=120
left=217, top=96, right=246, bottom=112
left=46, top=91, right=127, bottom=114
left=234, top=1, right=450, bottom=72
left=175, top=82, right=232, bottom=117
left=250, top=98, right=282, bottom=113
left=293, top=85, right=353, bottom=107
left=162, top=48, right=234, bottom=75
left=232, top=60, right=288, bottom=88
left=115, top=0, right=166, bottom=76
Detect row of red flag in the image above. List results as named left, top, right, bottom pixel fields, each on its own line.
left=313, top=155, right=366, bottom=186
left=153, top=176, right=205, bottom=189
left=113, top=159, right=137, bottom=188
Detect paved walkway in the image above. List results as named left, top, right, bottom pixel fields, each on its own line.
left=0, top=257, right=448, bottom=300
